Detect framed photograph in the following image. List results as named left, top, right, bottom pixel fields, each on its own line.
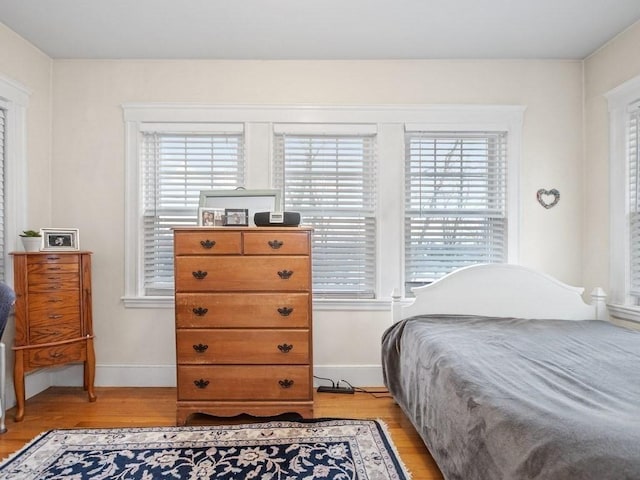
left=223, top=208, right=249, bottom=226
left=41, top=228, right=80, bottom=251
left=198, top=189, right=281, bottom=227
left=198, top=207, right=225, bottom=227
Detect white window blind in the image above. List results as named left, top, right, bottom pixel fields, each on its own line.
left=142, top=131, right=244, bottom=295
left=0, top=107, right=5, bottom=280
left=273, top=133, right=376, bottom=298
left=628, top=102, right=640, bottom=297
left=405, top=131, right=507, bottom=292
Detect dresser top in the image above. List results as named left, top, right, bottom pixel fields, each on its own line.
left=172, top=226, right=313, bottom=232
left=11, top=250, right=93, bottom=255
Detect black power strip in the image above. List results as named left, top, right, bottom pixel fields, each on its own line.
left=317, top=385, right=355, bottom=394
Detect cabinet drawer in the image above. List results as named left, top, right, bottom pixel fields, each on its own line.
left=176, top=293, right=310, bottom=328
left=28, top=276, right=79, bottom=293
left=27, top=254, right=79, bottom=265
left=29, top=320, right=82, bottom=344
left=174, top=231, right=242, bottom=255
left=27, top=291, right=79, bottom=312
left=175, top=256, right=310, bottom=292
left=177, top=365, right=311, bottom=401
left=27, top=341, right=85, bottom=368
left=28, top=262, right=79, bottom=275
left=243, top=232, right=310, bottom=255
left=177, top=329, right=310, bottom=364
left=29, top=297, right=80, bottom=328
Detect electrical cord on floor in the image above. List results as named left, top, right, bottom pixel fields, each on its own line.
left=339, top=379, right=393, bottom=398
left=313, top=375, right=337, bottom=388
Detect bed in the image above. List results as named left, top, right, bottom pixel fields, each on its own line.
left=382, top=264, right=640, bottom=480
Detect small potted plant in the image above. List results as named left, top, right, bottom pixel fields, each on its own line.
left=20, top=230, right=42, bottom=252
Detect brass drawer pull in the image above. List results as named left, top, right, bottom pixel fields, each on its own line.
left=278, top=343, right=293, bottom=353
left=277, top=270, right=293, bottom=280
left=192, top=307, right=208, bottom=316
left=279, top=379, right=294, bottom=389
left=200, top=239, right=216, bottom=249
left=194, top=379, right=210, bottom=389
left=192, top=344, right=209, bottom=353
left=48, top=314, right=63, bottom=319
left=50, top=352, right=63, bottom=359
left=268, top=240, right=283, bottom=249
left=192, top=270, right=208, bottom=280
left=47, top=267, right=62, bottom=271
left=46, top=256, right=61, bottom=260
left=47, top=298, right=63, bottom=303
left=277, top=307, right=293, bottom=317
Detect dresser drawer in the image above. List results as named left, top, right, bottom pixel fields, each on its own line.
left=29, top=321, right=82, bottom=344
left=177, top=329, right=310, bottom=364
left=28, top=262, right=79, bottom=275
left=26, top=341, right=85, bottom=368
left=27, top=254, right=79, bottom=265
left=28, top=275, right=79, bottom=293
left=28, top=294, right=80, bottom=325
left=174, top=231, right=242, bottom=255
left=177, top=365, right=311, bottom=401
left=243, top=232, right=310, bottom=255
left=175, top=256, right=310, bottom=292
left=176, top=293, right=310, bottom=328
left=27, top=291, right=79, bottom=312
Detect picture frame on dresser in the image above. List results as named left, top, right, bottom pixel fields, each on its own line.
left=40, top=228, right=80, bottom=251
left=198, top=208, right=225, bottom=227
left=198, top=189, right=281, bottom=227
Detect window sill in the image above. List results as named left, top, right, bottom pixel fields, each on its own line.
left=122, top=295, right=393, bottom=311
left=122, top=296, right=174, bottom=309
left=607, top=303, right=640, bottom=324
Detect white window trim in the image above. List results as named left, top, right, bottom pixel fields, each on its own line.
left=606, top=74, right=640, bottom=323
left=122, top=103, right=524, bottom=309
left=0, top=74, right=30, bottom=285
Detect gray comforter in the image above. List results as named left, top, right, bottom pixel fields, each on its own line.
left=382, top=315, right=640, bottom=480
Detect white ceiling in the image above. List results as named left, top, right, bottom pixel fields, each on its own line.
left=0, top=0, right=639, bottom=60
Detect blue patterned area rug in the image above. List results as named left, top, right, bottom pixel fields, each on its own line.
left=0, top=419, right=410, bottom=479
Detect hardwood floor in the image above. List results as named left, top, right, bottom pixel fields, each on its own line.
left=0, top=386, right=444, bottom=479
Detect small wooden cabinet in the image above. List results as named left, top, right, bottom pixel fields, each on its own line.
left=173, top=227, right=313, bottom=424
left=11, top=251, right=96, bottom=421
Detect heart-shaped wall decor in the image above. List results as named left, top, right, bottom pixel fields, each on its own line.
left=536, top=188, right=560, bottom=209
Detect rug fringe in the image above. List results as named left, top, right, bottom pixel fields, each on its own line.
left=375, top=418, right=413, bottom=480
left=0, top=429, right=52, bottom=463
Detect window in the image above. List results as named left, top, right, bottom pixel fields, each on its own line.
left=607, top=75, right=640, bottom=319
left=273, top=127, right=376, bottom=298
left=405, top=130, right=508, bottom=292
left=141, top=131, right=244, bottom=295
left=0, top=75, right=29, bottom=285
left=124, top=104, right=522, bottom=308
left=123, top=107, right=245, bottom=305
left=0, top=107, right=6, bottom=280
left=629, top=102, right=640, bottom=298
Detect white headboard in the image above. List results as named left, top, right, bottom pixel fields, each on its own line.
left=394, top=264, right=607, bottom=322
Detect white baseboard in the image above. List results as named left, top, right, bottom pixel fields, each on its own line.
left=47, top=364, right=385, bottom=389
left=312, top=365, right=384, bottom=388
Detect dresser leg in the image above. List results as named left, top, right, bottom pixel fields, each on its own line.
left=85, top=338, right=97, bottom=402
left=13, top=351, right=25, bottom=422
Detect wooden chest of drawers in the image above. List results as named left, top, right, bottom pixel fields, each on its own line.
left=173, top=227, right=314, bottom=424
left=11, top=251, right=96, bottom=421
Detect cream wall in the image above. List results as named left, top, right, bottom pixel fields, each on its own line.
left=584, top=22, right=640, bottom=299
left=49, top=59, right=585, bottom=387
